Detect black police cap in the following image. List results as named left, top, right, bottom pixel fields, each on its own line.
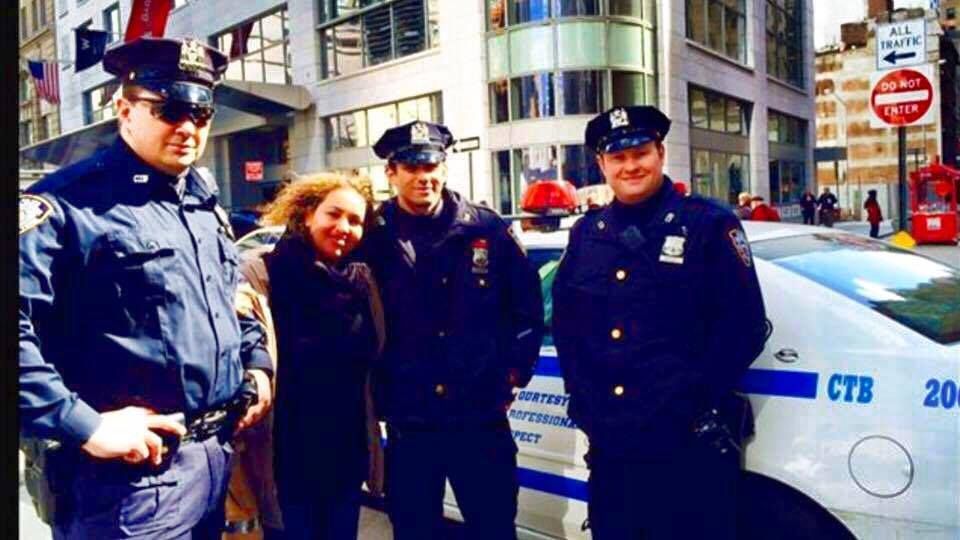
left=103, top=37, right=228, bottom=106
left=585, top=105, right=671, bottom=154
left=373, top=121, right=455, bottom=165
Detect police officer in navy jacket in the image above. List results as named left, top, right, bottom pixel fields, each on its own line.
left=552, top=106, right=768, bottom=539
left=362, top=121, right=544, bottom=540
left=19, top=37, right=273, bottom=539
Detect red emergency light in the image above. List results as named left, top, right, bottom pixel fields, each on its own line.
left=520, top=180, right=578, bottom=215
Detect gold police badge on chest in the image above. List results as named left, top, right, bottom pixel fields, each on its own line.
left=471, top=238, right=490, bottom=274
left=659, top=235, right=685, bottom=264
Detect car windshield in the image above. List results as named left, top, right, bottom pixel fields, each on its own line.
left=236, top=229, right=283, bottom=253
left=751, top=233, right=960, bottom=345
left=528, top=248, right=564, bottom=347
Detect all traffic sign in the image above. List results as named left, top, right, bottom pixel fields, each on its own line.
left=869, top=64, right=937, bottom=128
left=876, top=19, right=926, bottom=70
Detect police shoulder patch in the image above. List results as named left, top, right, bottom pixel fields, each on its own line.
left=19, top=194, right=54, bottom=235
left=727, top=227, right=752, bottom=268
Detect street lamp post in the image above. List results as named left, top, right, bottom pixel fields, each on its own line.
left=825, top=88, right=848, bottom=217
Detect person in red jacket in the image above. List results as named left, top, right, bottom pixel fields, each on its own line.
left=749, top=196, right=781, bottom=222
left=863, top=189, right=883, bottom=238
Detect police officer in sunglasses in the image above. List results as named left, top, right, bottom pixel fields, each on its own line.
left=19, top=37, right=274, bottom=539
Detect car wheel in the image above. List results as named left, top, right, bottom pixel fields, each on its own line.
left=738, top=472, right=855, bottom=540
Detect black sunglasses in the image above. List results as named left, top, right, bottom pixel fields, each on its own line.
left=131, top=97, right=215, bottom=127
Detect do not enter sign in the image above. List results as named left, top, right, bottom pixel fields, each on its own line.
left=869, top=64, right=937, bottom=128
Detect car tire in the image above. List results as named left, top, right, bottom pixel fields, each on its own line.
left=738, top=471, right=856, bottom=540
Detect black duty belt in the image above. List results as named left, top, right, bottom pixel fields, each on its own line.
left=168, top=406, right=237, bottom=444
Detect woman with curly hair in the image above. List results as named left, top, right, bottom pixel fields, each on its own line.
left=232, top=172, right=384, bottom=539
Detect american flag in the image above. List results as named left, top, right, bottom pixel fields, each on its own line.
left=28, top=60, right=60, bottom=105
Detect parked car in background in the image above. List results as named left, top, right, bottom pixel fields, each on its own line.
left=229, top=208, right=263, bottom=239
left=235, top=225, right=284, bottom=255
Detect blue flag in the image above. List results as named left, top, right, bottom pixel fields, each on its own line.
left=75, top=28, right=110, bottom=72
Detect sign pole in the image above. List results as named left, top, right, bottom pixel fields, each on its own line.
left=898, top=126, right=908, bottom=231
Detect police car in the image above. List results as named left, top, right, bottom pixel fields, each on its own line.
left=236, top=203, right=959, bottom=539
left=458, top=217, right=958, bottom=540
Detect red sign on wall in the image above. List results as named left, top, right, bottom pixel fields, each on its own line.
left=245, top=161, right=264, bottom=182
left=869, top=65, right=936, bottom=128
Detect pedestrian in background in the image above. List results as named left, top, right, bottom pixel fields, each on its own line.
left=362, top=121, right=544, bottom=540
left=864, top=189, right=883, bottom=238
left=552, top=105, right=768, bottom=539
left=800, top=190, right=817, bottom=225
left=19, top=37, right=273, bottom=539
left=749, top=196, right=781, bottom=222
left=234, top=173, right=385, bottom=539
left=818, top=187, right=839, bottom=227
left=735, top=192, right=753, bottom=220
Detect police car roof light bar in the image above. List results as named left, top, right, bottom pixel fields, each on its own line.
left=521, top=179, right=579, bottom=215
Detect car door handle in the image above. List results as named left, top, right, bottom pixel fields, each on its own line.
left=774, top=348, right=799, bottom=363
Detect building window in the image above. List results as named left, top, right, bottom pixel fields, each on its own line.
left=510, top=0, right=552, bottom=25
left=44, top=114, right=56, bottom=140
left=769, top=160, right=804, bottom=205
left=20, top=7, right=28, bottom=40
left=511, top=73, right=555, bottom=119
left=686, top=0, right=747, bottom=64
left=20, top=75, right=31, bottom=103
left=31, top=0, right=40, bottom=33
left=36, top=0, right=47, bottom=29
left=768, top=110, right=805, bottom=145
left=20, top=121, right=33, bottom=147
left=691, top=150, right=749, bottom=205
left=490, top=80, right=510, bottom=124
left=320, top=0, right=440, bottom=79
left=768, top=109, right=807, bottom=204
left=491, top=69, right=652, bottom=124
left=688, top=86, right=748, bottom=135
left=83, top=81, right=119, bottom=125
left=215, top=8, right=291, bottom=84
left=493, top=142, right=603, bottom=213
left=490, top=0, right=651, bottom=28
left=766, top=0, right=803, bottom=87
left=557, top=71, right=603, bottom=115
left=611, top=71, right=656, bottom=108
left=325, top=93, right=442, bottom=150
left=103, top=3, right=121, bottom=44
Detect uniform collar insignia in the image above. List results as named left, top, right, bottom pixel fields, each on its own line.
left=179, top=39, right=207, bottom=73
left=410, top=122, right=430, bottom=144
left=609, top=108, right=629, bottom=129
left=133, top=174, right=149, bottom=184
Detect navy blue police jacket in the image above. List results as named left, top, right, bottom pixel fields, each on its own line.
left=19, top=138, right=272, bottom=447
left=363, top=189, right=544, bottom=428
left=552, top=177, right=767, bottom=459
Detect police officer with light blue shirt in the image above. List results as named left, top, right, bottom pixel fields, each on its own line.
left=19, top=37, right=273, bottom=539
left=552, top=106, right=768, bottom=539
left=363, top=121, right=544, bottom=540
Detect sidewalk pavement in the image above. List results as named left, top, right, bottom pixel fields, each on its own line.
left=833, top=219, right=897, bottom=238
